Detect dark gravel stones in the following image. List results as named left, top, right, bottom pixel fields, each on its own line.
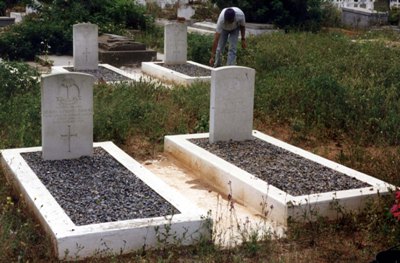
left=161, top=63, right=211, bottom=77
left=190, top=138, right=371, bottom=196
left=22, top=147, right=179, bottom=226
left=65, top=66, right=131, bottom=82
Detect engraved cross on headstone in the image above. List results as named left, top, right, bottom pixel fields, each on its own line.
left=83, top=48, right=90, bottom=63
left=61, top=125, right=78, bottom=152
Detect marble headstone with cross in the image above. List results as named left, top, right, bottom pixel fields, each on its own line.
left=164, top=22, right=187, bottom=65
left=73, top=23, right=98, bottom=70
left=209, top=66, right=256, bottom=143
left=41, top=72, right=96, bottom=160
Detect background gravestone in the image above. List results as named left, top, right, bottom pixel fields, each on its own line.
left=73, top=23, right=98, bottom=70
left=41, top=72, right=96, bottom=160
left=209, top=66, right=255, bottom=143
left=164, top=22, right=187, bottom=65
left=98, top=34, right=157, bottom=66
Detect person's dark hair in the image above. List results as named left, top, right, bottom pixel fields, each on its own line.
left=224, top=8, right=235, bottom=22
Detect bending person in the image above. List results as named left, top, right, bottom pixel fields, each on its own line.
left=209, top=7, right=246, bottom=67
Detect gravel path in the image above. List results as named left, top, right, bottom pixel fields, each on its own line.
left=190, top=138, right=371, bottom=196
left=65, top=66, right=131, bottom=82
left=22, top=148, right=179, bottom=226
left=161, top=63, right=211, bottom=77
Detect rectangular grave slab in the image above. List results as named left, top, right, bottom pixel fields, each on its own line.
left=41, top=73, right=95, bottom=160
left=0, top=141, right=210, bottom=260
left=0, top=16, right=15, bottom=27
left=141, top=61, right=212, bottom=86
left=73, top=23, right=99, bottom=70
left=164, top=130, right=396, bottom=226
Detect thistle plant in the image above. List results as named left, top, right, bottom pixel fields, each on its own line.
left=390, top=190, right=400, bottom=221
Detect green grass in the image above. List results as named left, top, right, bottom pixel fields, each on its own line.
left=1, top=28, right=400, bottom=262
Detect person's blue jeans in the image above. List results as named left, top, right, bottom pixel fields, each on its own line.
left=214, top=27, right=239, bottom=67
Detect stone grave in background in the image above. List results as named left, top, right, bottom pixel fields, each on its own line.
left=0, top=16, right=15, bottom=27
left=142, top=22, right=213, bottom=86
left=164, top=65, right=395, bottom=227
left=0, top=72, right=211, bottom=260
left=98, top=33, right=157, bottom=67
left=41, top=73, right=95, bottom=160
left=52, top=23, right=138, bottom=83
left=164, top=22, right=187, bottom=64
left=73, top=23, right=98, bottom=71
left=341, top=7, right=388, bottom=28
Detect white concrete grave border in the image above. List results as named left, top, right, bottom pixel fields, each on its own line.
left=51, top=64, right=140, bottom=84
left=141, top=61, right=213, bottom=86
left=164, top=130, right=396, bottom=226
left=1, top=141, right=210, bottom=260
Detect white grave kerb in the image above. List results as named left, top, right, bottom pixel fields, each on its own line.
left=41, top=72, right=96, bottom=160
left=164, top=22, right=187, bottom=65
left=209, top=66, right=255, bottom=143
left=73, top=23, right=98, bottom=70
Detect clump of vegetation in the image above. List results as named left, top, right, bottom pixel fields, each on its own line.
left=0, top=0, right=155, bottom=60
left=0, top=61, right=40, bottom=148
left=211, top=0, right=325, bottom=31
left=240, top=31, right=400, bottom=147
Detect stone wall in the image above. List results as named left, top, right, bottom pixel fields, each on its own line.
left=341, top=7, right=388, bottom=28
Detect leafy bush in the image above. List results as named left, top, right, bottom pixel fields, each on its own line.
left=211, top=0, right=324, bottom=31
left=388, top=7, right=400, bottom=25
left=187, top=33, right=214, bottom=65
left=0, top=0, right=155, bottom=60
left=0, top=17, right=71, bottom=60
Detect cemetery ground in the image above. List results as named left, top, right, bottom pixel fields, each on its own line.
left=1, top=28, right=400, bottom=262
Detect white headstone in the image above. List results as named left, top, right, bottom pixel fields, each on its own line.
left=41, top=73, right=96, bottom=160
left=164, top=23, right=187, bottom=65
left=73, top=23, right=98, bottom=70
left=209, top=66, right=256, bottom=143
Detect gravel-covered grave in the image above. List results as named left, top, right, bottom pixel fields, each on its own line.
left=161, top=63, right=211, bottom=77
left=22, top=147, right=180, bottom=226
left=190, top=138, right=371, bottom=196
left=65, top=66, right=131, bottom=82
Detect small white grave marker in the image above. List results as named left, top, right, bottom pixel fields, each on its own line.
left=164, top=22, right=187, bottom=65
left=209, top=66, right=255, bottom=143
left=41, top=72, right=96, bottom=160
left=73, top=23, right=98, bottom=70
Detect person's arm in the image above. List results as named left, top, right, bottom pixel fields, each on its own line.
left=209, top=32, right=220, bottom=66
left=240, top=25, right=246, bottom=49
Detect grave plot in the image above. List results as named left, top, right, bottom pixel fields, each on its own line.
left=98, top=33, right=157, bottom=67
left=163, top=66, right=396, bottom=227
left=142, top=22, right=213, bottom=86
left=51, top=23, right=139, bottom=83
left=0, top=72, right=210, bottom=260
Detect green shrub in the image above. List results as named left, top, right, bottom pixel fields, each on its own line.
left=0, top=0, right=155, bottom=60
left=0, top=61, right=40, bottom=148
left=388, top=7, right=400, bottom=25
left=211, top=0, right=324, bottom=31
left=187, top=33, right=214, bottom=65
left=0, top=17, right=71, bottom=60
left=171, top=82, right=210, bottom=133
